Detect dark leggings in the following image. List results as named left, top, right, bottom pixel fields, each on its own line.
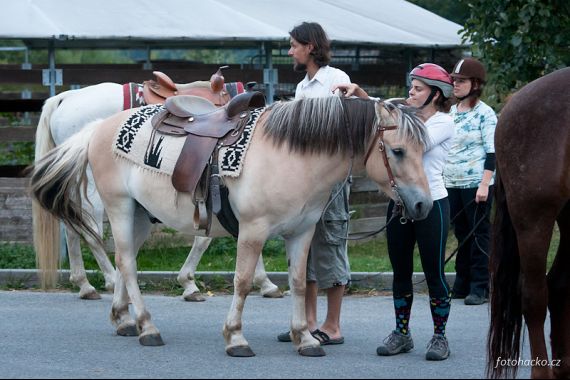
left=447, top=187, right=493, bottom=297
left=386, top=198, right=450, bottom=299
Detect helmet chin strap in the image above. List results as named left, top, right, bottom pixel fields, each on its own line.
left=456, top=92, right=474, bottom=101
left=420, top=87, right=438, bottom=109
left=456, top=78, right=477, bottom=101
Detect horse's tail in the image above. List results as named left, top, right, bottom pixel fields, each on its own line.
left=486, top=168, right=522, bottom=379
left=31, top=91, right=74, bottom=288
left=30, top=120, right=103, bottom=289
left=34, top=92, right=68, bottom=161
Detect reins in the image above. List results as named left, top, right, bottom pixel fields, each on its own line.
left=412, top=198, right=490, bottom=287
left=444, top=198, right=490, bottom=265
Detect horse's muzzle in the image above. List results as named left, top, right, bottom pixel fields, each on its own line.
left=398, top=186, right=433, bottom=221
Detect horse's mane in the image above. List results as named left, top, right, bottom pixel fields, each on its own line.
left=263, top=96, right=428, bottom=156
left=382, top=100, right=430, bottom=151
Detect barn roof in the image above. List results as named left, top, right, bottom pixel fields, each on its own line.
left=0, top=0, right=466, bottom=49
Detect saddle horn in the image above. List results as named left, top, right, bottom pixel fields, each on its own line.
left=211, top=65, right=229, bottom=93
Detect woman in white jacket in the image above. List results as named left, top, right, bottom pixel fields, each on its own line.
left=334, top=63, right=455, bottom=361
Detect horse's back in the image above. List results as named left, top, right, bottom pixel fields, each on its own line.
left=50, top=83, right=123, bottom=145
left=496, top=68, right=570, bottom=200
left=498, top=67, right=570, bottom=140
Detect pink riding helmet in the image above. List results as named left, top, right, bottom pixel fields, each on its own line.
left=410, top=63, right=453, bottom=99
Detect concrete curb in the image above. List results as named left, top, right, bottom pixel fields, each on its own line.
left=0, top=269, right=456, bottom=293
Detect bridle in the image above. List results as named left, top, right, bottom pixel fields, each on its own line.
left=320, top=101, right=410, bottom=241
left=364, top=121, right=409, bottom=224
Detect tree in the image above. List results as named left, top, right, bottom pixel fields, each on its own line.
left=408, top=0, right=470, bottom=25
left=459, top=0, right=570, bottom=105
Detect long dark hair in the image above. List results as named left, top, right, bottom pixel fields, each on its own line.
left=458, top=78, right=484, bottom=108
left=434, top=89, right=453, bottom=113
left=289, top=22, right=331, bottom=67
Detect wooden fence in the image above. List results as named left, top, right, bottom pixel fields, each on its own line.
left=0, top=176, right=388, bottom=246
left=0, top=63, right=391, bottom=245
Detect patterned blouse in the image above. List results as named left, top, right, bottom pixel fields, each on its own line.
left=443, top=101, right=497, bottom=189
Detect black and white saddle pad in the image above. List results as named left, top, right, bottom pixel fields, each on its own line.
left=113, top=105, right=265, bottom=178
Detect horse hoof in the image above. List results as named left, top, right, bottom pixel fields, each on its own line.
left=79, top=291, right=102, bottom=300
left=139, top=333, right=164, bottom=346
left=78, top=285, right=101, bottom=300
left=298, top=346, right=326, bottom=357
left=184, top=292, right=206, bottom=302
left=226, top=345, right=255, bottom=357
left=261, top=288, right=283, bottom=298
left=117, top=323, right=138, bottom=337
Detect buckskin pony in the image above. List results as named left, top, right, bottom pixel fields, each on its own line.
left=30, top=96, right=432, bottom=357
left=488, top=67, right=570, bottom=379
left=32, top=69, right=280, bottom=301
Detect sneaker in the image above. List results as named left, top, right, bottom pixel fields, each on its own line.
left=464, top=294, right=488, bottom=305
left=425, top=334, right=450, bottom=360
left=376, top=331, right=414, bottom=356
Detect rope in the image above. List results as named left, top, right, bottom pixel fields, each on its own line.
left=412, top=198, right=490, bottom=286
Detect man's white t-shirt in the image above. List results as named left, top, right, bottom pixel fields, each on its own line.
left=294, top=65, right=351, bottom=100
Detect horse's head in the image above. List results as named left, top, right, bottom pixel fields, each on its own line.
left=364, top=100, right=432, bottom=220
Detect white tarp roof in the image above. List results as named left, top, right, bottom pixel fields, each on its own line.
left=0, top=0, right=466, bottom=49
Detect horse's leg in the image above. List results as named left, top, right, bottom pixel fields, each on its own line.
left=223, top=227, right=268, bottom=357
left=108, top=202, right=162, bottom=346
left=66, top=227, right=101, bottom=300
left=85, top=235, right=116, bottom=293
left=110, top=269, right=138, bottom=337
left=177, top=236, right=211, bottom=302
left=549, top=204, right=570, bottom=378
left=514, top=214, right=555, bottom=379
left=178, top=237, right=282, bottom=301
left=284, top=229, right=325, bottom=357
left=253, top=252, right=283, bottom=298
left=68, top=185, right=116, bottom=296
left=85, top=190, right=115, bottom=291
left=84, top=188, right=116, bottom=292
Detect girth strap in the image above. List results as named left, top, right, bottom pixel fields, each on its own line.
left=216, top=185, right=239, bottom=238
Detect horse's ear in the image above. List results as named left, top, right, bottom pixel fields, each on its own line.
left=374, top=101, right=391, bottom=124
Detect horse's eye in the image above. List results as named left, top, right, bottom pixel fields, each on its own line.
left=391, top=148, right=404, bottom=158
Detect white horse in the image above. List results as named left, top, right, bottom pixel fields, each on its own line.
left=32, top=82, right=281, bottom=301
left=31, top=96, right=432, bottom=357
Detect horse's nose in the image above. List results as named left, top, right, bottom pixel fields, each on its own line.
left=415, top=202, right=424, bottom=216
left=413, top=201, right=431, bottom=220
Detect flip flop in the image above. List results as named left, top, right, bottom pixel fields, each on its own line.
left=278, top=329, right=322, bottom=343
left=311, top=329, right=344, bottom=345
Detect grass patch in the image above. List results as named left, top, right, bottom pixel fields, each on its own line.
left=0, top=243, right=36, bottom=269
left=1, top=227, right=559, bottom=274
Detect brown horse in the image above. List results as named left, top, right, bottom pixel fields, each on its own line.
left=488, top=67, right=570, bottom=379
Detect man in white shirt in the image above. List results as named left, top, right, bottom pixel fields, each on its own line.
left=277, top=22, right=351, bottom=346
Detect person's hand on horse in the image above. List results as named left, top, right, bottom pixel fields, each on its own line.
left=331, top=83, right=370, bottom=99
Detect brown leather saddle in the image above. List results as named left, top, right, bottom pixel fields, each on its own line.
left=143, top=66, right=232, bottom=106
left=150, top=91, right=266, bottom=233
